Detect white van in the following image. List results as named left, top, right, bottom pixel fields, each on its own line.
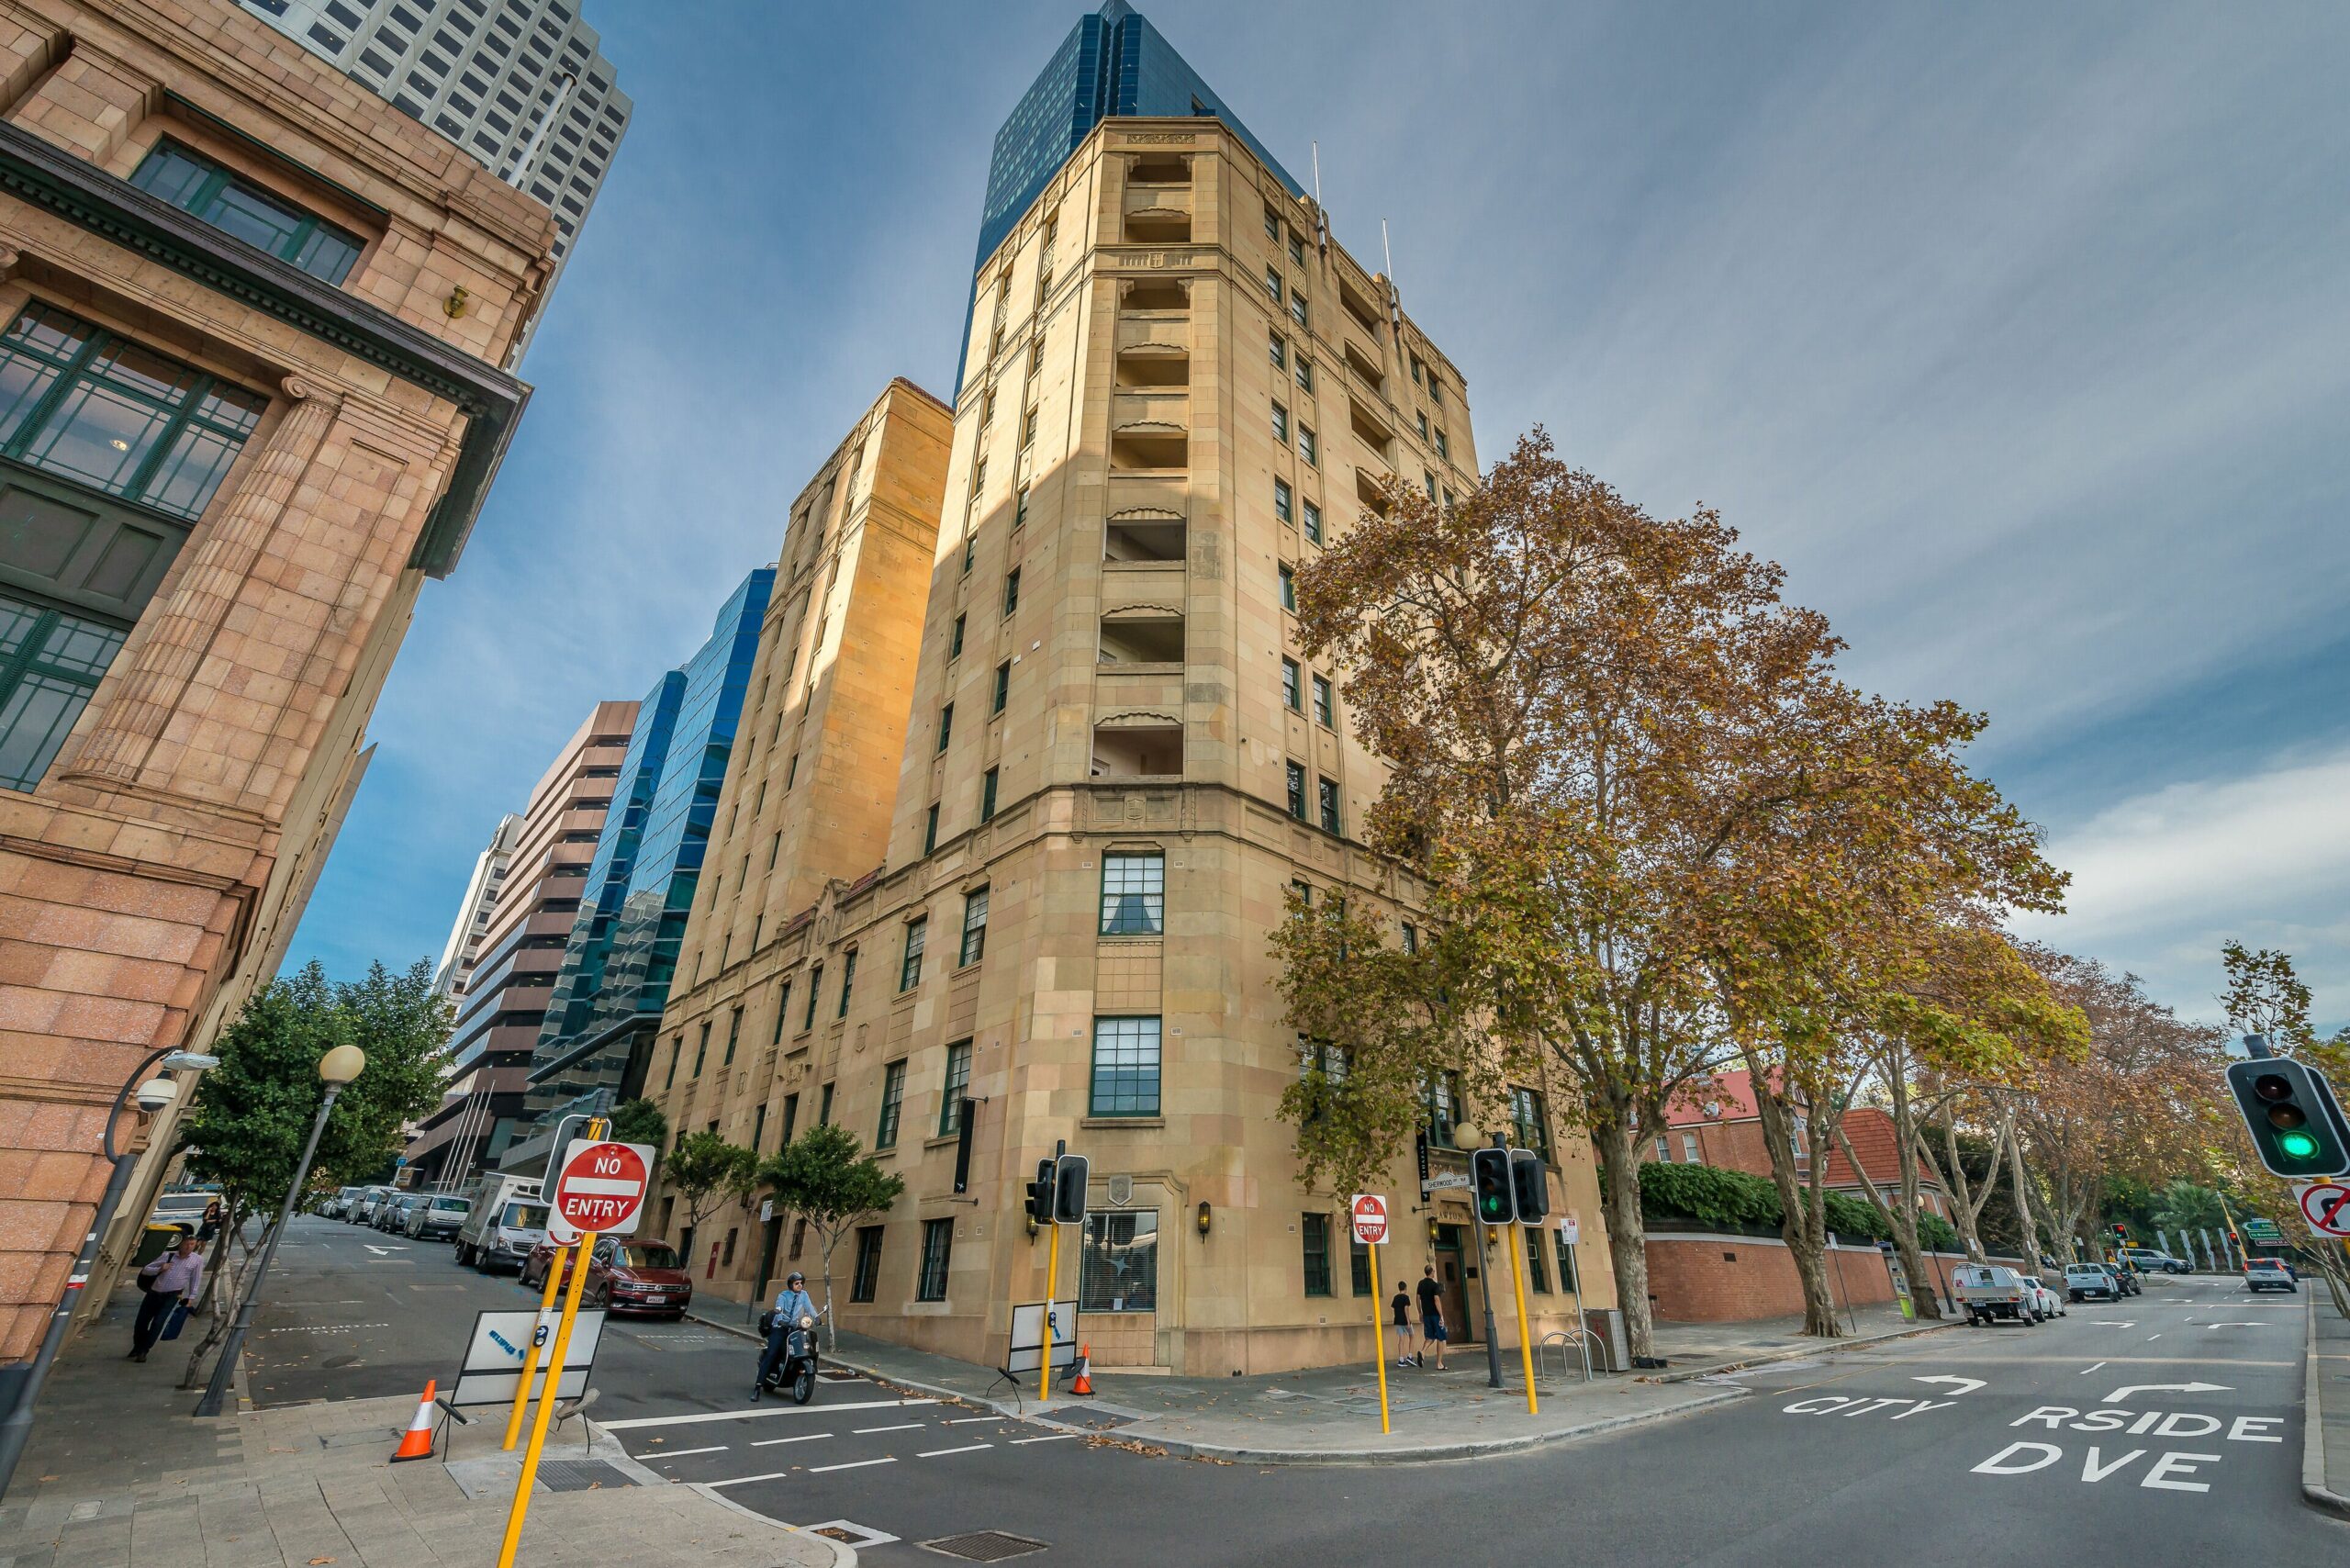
left=454, top=1174, right=544, bottom=1271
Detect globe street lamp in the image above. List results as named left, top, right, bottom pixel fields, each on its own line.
left=195, top=1045, right=365, bottom=1417
left=0, top=1047, right=219, bottom=1498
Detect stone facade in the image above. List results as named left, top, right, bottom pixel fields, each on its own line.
left=0, top=0, right=547, bottom=1363
left=643, top=119, right=1619, bottom=1377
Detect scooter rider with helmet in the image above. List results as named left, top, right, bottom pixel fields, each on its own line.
left=754, top=1271, right=818, bottom=1397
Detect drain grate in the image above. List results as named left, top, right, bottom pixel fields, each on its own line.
left=534, top=1459, right=638, bottom=1493
left=922, top=1532, right=1050, bottom=1562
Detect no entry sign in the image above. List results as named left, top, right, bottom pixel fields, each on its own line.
left=1349, top=1193, right=1389, bottom=1245
left=2297, top=1181, right=2350, bottom=1238
left=550, top=1140, right=652, bottom=1238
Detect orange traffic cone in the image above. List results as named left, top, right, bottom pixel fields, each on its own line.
left=1069, top=1346, right=1093, bottom=1396
left=389, top=1379, right=438, bottom=1462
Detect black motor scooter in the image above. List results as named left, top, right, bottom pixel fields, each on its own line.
left=752, top=1303, right=826, bottom=1405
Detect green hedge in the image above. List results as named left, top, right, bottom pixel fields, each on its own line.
left=1638, top=1159, right=1961, bottom=1251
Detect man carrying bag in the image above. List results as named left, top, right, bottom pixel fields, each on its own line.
left=130, top=1237, right=206, bottom=1363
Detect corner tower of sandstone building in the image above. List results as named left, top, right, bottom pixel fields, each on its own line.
left=0, top=0, right=551, bottom=1363
left=648, top=381, right=952, bottom=1213
left=640, top=53, right=1624, bottom=1370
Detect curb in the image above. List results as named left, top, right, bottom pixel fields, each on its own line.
left=2302, top=1300, right=2350, bottom=1522
left=1642, top=1315, right=1964, bottom=1383
left=689, top=1482, right=860, bottom=1568
left=687, top=1303, right=1745, bottom=1465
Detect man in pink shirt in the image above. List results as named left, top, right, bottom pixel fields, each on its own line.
left=130, top=1237, right=206, bottom=1363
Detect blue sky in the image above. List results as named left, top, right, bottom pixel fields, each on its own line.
left=285, top=0, right=2350, bottom=1026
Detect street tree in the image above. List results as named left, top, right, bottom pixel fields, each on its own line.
left=758, top=1124, right=904, bottom=1346
left=173, top=958, right=445, bottom=1384
left=662, top=1131, right=760, bottom=1262
left=609, top=1097, right=669, bottom=1158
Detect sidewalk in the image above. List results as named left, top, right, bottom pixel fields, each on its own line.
left=0, top=1288, right=847, bottom=1568
left=688, top=1295, right=1955, bottom=1464
left=2308, top=1296, right=2350, bottom=1519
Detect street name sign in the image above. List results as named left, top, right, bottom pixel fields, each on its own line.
left=1349, top=1193, right=1389, bottom=1245
left=1421, top=1170, right=1470, bottom=1193
left=548, top=1139, right=651, bottom=1240
left=2296, top=1180, right=2350, bottom=1238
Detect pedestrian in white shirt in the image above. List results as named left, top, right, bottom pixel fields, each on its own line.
left=130, top=1237, right=205, bottom=1362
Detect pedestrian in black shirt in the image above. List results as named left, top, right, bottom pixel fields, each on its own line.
left=1416, top=1264, right=1449, bottom=1370
left=1391, top=1280, right=1416, bottom=1368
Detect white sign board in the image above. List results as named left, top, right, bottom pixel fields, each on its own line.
left=1557, top=1214, right=1580, bottom=1246
left=2296, top=1181, right=2350, bottom=1238
left=1421, top=1170, right=1471, bottom=1193
left=1349, top=1193, right=1389, bottom=1245
left=546, top=1139, right=653, bottom=1241
left=449, top=1307, right=606, bottom=1407
left=1006, top=1298, right=1078, bottom=1378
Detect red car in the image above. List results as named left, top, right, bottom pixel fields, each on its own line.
left=519, top=1238, right=693, bottom=1316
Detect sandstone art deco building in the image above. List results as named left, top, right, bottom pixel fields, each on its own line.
left=645, top=3, right=1624, bottom=1375
left=0, top=0, right=551, bottom=1369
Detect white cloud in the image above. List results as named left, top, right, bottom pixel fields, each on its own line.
left=2014, top=746, right=2350, bottom=1019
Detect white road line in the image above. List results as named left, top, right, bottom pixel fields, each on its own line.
left=945, top=1416, right=1004, bottom=1425
left=2146, top=1333, right=2161, bottom=1340
left=854, top=1422, right=923, bottom=1434
left=649, top=1445, right=728, bottom=1459
left=1010, top=1433, right=1079, bottom=1445
left=707, top=1470, right=800, bottom=1488
left=603, top=1397, right=936, bottom=1431
left=750, top=1433, right=832, bottom=1448
left=2079, top=1361, right=2107, bottom=1374
left=809, top=1457, right=897, bottom=1473
left=918, top=1443, right=991, bottom=1458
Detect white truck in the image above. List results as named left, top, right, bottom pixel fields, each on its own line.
left=1953, top=1263, right=2036, bottom=1327
left=453, top=1174, right=544, bottom=1271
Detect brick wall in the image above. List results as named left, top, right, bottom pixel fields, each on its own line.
left=1644, top=1232, right=2033, bottom=1323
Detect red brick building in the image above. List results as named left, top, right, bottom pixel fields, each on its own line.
left=1653, top=1070, right=1952, bottom=1220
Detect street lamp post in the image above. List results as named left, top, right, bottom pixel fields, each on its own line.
left=194, top=1044, right=365, bottom=1418
left=0, top=1047, right=218, bottom=1500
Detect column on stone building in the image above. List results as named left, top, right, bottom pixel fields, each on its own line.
left=65, top=377, right=343, bottom=789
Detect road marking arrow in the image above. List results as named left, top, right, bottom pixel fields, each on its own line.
left=2087, top=1320, right=2134, bottom=1327
left=1912, top=1375, right=1986, bottom=1394
left=361, top=1244, right=409, bottom=1257
left=2199, top=1322, right=2269, bottom=1329
left=2104, top=1381, right=2232, bottom=1402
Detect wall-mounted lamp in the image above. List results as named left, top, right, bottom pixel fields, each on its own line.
left=1195, top=1200, right=1212, bottom=1238
left=1025, top=1213, right=1039, bottom=1239
left=443, top=285, right=471, bottom=319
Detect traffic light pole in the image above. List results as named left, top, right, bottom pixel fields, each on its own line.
left=1471, top=1215, right=1504, bottom=1389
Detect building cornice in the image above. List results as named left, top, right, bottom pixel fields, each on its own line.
left=0, top=120, right=530, bottom=578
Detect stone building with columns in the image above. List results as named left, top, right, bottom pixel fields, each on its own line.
left=0, top=0, right=546, bottom=1369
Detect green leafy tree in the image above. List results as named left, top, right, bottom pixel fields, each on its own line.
left=757, top=1124, right=905, bottom=1347
left=661, top=1130, right=760, bottom=1256
left=609, top=1097, right=669, bottom=1157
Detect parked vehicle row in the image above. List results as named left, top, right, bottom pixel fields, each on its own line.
left=1953, top=1264, right=2071, bottom=1326
left=519, top=1238, right=693, bottom=1317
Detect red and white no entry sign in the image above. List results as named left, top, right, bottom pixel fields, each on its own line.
left=2297, top=1181, right=2350, bottom=1238
left=551, top=1140, right=652, bottom=1238
left=1350, top=1193, right=1389, bottom=1245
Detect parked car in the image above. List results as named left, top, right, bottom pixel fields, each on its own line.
left=519, top=1238, right=694, bottom=1317
left=403, top=1194, right=470, bottom=1241
left=459, top=1196, right=548, bottom=1273
left=2244, top=1259, right=2298, bottom=1294
left=148, top=1189, right=214, bottom=1236
left=2120, top=1247, right=2190, bottom=1275
left=2107, top=1263, right=2142, bottom=1296
left=1954, top=1263, right=2035, bottom=1326
left=2021, top=1276, right=2066, bottom=1320
left=320, top=1186, right=365, bottom=1219
left=376, top=1193, right=421, bottom=1233
left=349, top=1186, right=393, bottom=1225
left=2063, top=1263, right=2114, bottom=1302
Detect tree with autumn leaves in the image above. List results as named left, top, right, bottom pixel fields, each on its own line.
left=1280, top=430, right=2076, bottom=1353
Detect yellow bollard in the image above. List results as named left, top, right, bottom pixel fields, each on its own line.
left=1506, top=1223, right=1539, bottom=1416
left=496, top=1223, right=597, bottom=1568
left=1368, top=1233, right=1392, bottom=1435
left=501, top=1239, right=568, bottom=1451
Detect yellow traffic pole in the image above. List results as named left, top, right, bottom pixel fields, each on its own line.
left=1505, top=1223, right=1538, bottom=1416
left=502, top=1239, right=568, bottom=1450
left=497, top=1222, right=598, bottom=1568
left=1368, top=1233, right=1391, bottom=1435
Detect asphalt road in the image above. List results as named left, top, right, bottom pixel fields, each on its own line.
left=257, top=1220, right=2344, bottom=1565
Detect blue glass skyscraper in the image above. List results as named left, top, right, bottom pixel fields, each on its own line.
left=512, top=566, right=774, bottom=1159
left=959, top=1, right=1303, bottom=388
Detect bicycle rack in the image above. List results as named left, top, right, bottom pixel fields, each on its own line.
left=1537, top=1326, right=1604, bottom=1383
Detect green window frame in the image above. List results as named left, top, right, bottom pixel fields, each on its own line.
left=0, top=595, right=128, bottom=791
left=836, top=948, right=857, bottom=1017
left=722, top=1009, right=741, bottom=1066
left=1312, top=674, right=1333, bottom=726
left=1279, top=563, right=1296, bottom=611
left=1088, top=1014, right=1160, bottom=1117
left=1510, top=1085, right=1552, bottom=1161
left=0, top=303, right=264, bottom=523
left=940, top=1039, right=972, bottom=1136
left=1528, top=1232, right=1550, bottom=1293
left=1273, top=479, right=1292, bottom=523
left=1349, top=1233, right=1372, bottom=1295
left=691, top=1023, right=709, bottom=1078
left=1002, top=567, right=1021, bottom=618
left=1281, top=657, right=1302, bottom=711
left=876, top=1058, right=905, bottom=1148
left=772, top=982, right=791, bottom=1044
left=1285, top=761, right=1307, bottom=821
left=1318, top=777, right=1341, bottom=834
left=130, top=139, right=364, bottom=285
left=663, top=1034, right=681, bottom=1091
left=1555, top=1230, right=1579, bottom=1294
left=1099, top=851, right=1164, bottom=935
left=936, top=702, right=954, bottom=752
left=992, top=661, right=1010, bottom=713
left=1302, top=1213, right=1333, bottom=1297
left=850, top=1226, right=884, bottom=1303
left=959, top=886, right=989, bottom=965
left=949, top=611, right=966, bottom=658
left=1426, top=1070, right=1460, bottom=1147
left=980, top=766, right=999, bottom=823
left=803, top=966, right=822, bottom=1030
left=1303, top=498, right=1322, bottom=544
left=923, top=802, right=940, bottom=854
left=916, top=1216, right=953, bottom=1301
left=899, top=916, right=926, bottom=991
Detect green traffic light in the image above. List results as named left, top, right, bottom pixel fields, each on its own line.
left=2279, top=1129, right=2319, bottom=1159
